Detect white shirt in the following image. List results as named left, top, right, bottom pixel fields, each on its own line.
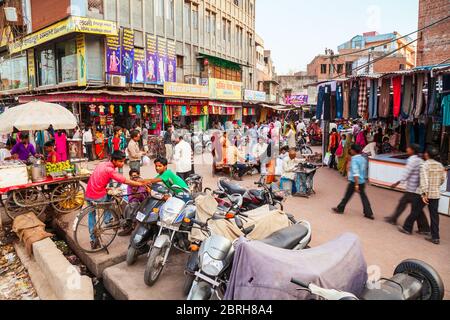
left=0, top=148, right=11, bottom=161
left=275, top=121, right=282, bottom=129
left=82, top=130, right=93, bottom=144
left=173, top=140, right=192, bottom=173
left=297, top=122, right=306, bottom=133
left=282, top=157, right=301, bottom=181
left=362, top=142, right=377, bottom=157
left=253, top=143, right=268, bottom=161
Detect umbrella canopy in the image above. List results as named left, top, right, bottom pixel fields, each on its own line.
left=0, top=101, right=77, bottom=134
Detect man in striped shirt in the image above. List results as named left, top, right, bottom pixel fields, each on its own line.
left=386, top=144, right=430, bottom=234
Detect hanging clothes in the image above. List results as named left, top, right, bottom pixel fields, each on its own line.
left=343, top=82, right=350, bottom=119
left=330, top=90, right=337, bottom=120
left=379, top=78, right=391, bottom=118
left=323, top=85, right=332, bottom=121
left=401, top=76, right=413, bottom=118
left=357, top=79, right=368, bottom=119
left=350, top=82, right=359, bottom=119
left=368, top=80, right=378, bottom=120
left=399, top=122, right=407, bottom=152
left=414, top=74, right=425, bottom=118
left=336, top=84, right=343, bottom=119
left=393, top=76, right=402, bottom=118
left=316, top=86, right=325, bottom=119
left=427, top=74, right=437, bottom=115
left=443, top=95, right=450, bottom=127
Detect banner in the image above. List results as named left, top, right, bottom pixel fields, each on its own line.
left=244, top=90, right=267, bottom=102
left=164, top=82, right=209, bottom=98
left=121, top=28, right=135, bottom=83
left=133, top=48, right=145, bottom=83
left=286, top=94, right=308, bottom=106
left=76, top=34, right=87, bottom=86
left=9, top=16, right=117, bottom=54
left=106, top=33, right=121, bottom=74
left=167, top=39, right=177, bottom=83
left=157, top=37, right=167, bottom=84
left=27, top=49, right=36, bottom=90
left=209, top=78, right=243, bottom=101
left=145, top=34, right=158, bottom=84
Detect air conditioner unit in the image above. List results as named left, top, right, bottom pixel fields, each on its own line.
left=109, top=75, right=126, bottom=87
left=4, top=7, right=18, bottom=22
left=185, top=77, right=200, bottom=85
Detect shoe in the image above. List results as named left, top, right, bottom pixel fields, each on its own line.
left=118, top=225, right=133, bottom=237
left=398, top=226, right=412, bottom=235
left=364, top=215, right=375, bottom=221
left=416, top=231, right=431, bottom=236
left=384, top=217, right=397, bottom=226
left=90, top=239, right=101, bottom=250
left=332, top=208, right=344, bottom=214
left=425, top=237, right=440, bottom=245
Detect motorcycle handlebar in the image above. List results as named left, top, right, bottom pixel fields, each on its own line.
left=290, top=278, right=310, bottom=289
left=238, top=212, right=249, bottom=218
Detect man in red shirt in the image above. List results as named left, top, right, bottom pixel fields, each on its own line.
left=85, top=151, right=151, bottom=250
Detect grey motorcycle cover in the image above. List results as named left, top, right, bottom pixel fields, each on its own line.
left=224, top=233, right=368, bottom=300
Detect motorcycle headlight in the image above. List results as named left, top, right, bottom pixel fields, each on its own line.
left=159, top=208, right=179, bottom=225
left=201, top=253, right=225, bottom=277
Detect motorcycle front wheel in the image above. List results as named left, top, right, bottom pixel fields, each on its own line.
left=144, top=244, right=169, bottom=286
left=126, top=246, right=139, bottom=266
left=183, top=274, right=196, bottom=297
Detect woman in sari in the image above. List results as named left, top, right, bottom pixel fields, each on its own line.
left=95, top=129, right=105, bottom=160
left=337, top=133, right=352, bottom=177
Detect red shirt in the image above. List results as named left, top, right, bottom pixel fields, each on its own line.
left=46, top=151, right=60, bottom=163
left=85, top=162, right=126, bottom=200
left=113, top=137, right=120, bottom=151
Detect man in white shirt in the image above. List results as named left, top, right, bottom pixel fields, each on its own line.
left=253, top=138, right=269, bottom=175
left=0, top=140, right=13, bottom=161
left=173, top=134, right=193, bottom=180
left=296, top=121, right=306, bottom=134
left=82, top=125, right=94, bottom=161
left=274, top=118, right=282, bottom=129
left=281, top=149, right=301, bottom=194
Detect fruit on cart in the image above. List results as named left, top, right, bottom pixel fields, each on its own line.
left=45, top=161, right=75, bottom=174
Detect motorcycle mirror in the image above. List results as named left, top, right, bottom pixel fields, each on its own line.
left=234, top=216, right=244, bottom=229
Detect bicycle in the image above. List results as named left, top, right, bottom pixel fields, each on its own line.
left=72, top=188, right=144, bottom=254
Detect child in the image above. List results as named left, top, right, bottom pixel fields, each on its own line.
left=119, top=169, right=149, bottom=237
left=148, top=157, right=189, bottom=199
left=382, top=137, right=393, bottom=154
left=44, top=141, right=60, bottom=163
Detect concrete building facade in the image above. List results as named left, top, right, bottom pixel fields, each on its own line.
left=416, top=0, right=450, bottom=67
left=276, top=71, right=317, bottom=105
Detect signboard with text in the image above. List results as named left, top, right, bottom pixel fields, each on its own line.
left=244, top=90, right=267, bottom=102
left=164, top=82, right=209, bottom=98
left=209, top=78, right=243, bottom=101
left=286, top=94, right=308, bottom=106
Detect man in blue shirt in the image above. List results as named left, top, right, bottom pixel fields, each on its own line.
left=333, top=144, right=375, bottom=220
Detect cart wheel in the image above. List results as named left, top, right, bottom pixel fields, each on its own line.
left=7, top=189, right=47, bottom=220
left=51, top=183, right=86, bottom=214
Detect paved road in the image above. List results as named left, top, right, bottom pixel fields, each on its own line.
left=2, top=153, right=449, bottom=299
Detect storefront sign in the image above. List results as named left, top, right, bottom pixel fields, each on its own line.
left=164, top=82, right=209, bottom=98
left=167, top=40, right=177, bottom=83
left=121, top=28, right=135, bottom=83
left=209, top=78, right=243, bottom=101
left=244, top=90, right=267, bottom=102
left=76, top=34, right=87, bottom=86
left=157, top=37, right=167, bottom=84
left=27, top=49, right=36, bottom=90
left=9, top=16, right=118, bottom=54
left=133, top=48, right=145, bottom=84
left=286, top=94, right=308, bottom=106
left=106, top=34, right=121, bottom=74
left=145, top=34, right=158, bottom=84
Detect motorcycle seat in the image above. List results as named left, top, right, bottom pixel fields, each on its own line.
left=259, top=223, right=309, bottom=250
left=249, top=189, right=265, bottom=199
left=219, top=179, right=246, bottom=196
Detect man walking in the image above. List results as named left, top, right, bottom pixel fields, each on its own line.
left=173, top=133, right=193, bottom=181
left=164, top=126, right=174, bottom=163
left=385, top=144, right=430, bottom=235
left=333, top=144, right=375, bottom=220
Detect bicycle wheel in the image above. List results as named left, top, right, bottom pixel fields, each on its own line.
left=300, top=146, right=313, bottom=155
left=73, top=205, right=121, bottom=253
left=51, top=182, right=86, bottom=214
left=7, top=189, right=47, bottom=220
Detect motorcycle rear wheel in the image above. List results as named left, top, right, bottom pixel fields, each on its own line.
left=394, top=259, right=445, bottom=300
left=144, top=244, right=169, bottom=286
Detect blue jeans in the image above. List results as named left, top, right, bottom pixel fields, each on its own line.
left=280, top=177, right=297, bottom=194
left=86, top=196, right=112, bottom=241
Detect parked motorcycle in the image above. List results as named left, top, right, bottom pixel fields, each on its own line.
left=126, top=184, right=169, bottom=266
left=291, top=259, right=445, bottom=300
left=216, top=176, right=286, bottom=211
left=193, top=132, right=213, bottom=155
left=143, top=186, right=195, bottom=286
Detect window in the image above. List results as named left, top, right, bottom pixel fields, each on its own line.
left=337, top=64, right=343, bottom=74
left=184, top=2, right=191, bottom=28
left=206, top=11, right=211, bottom=33
left=211, top=13, right=216, bottom=34
left=56, top=40, right=77, bottom=83
left=192, top=5, right=198, bottom=30
left=177, top=55, right=184, bottom=68
left=345, top=62, right=353, bottom=76
left=0, top=55, right=28, bottom=91
left=320, top=64, right=327, bottom=74
left=222, top=19, right=227, bottom=42
left=37, top=47, right=56, bottom=86
left=88, top=0, right=104, bottom=14
left=167, top=0, right=174, bottom=20
left=119, top=0, right=130, bottom=25
left=228, top=21, right=231, bottom=44
left=399, top=64, right=405, bottom=70
left=156, top=0, right=164, bottom=17
left=233, top=0, right=239, bottom=5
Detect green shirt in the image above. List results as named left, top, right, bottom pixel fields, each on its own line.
left=157, top=169, right=189, bottom=194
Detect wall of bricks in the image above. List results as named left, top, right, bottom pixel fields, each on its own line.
left=31, top=0, right=70, bottom=32
left=416, top=0, right=450, bottom=67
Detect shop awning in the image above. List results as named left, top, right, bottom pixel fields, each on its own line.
left=261, top=103, right=297, bottom=112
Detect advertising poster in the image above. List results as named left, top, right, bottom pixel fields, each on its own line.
left=146, top=34, right=158, bottom=84
left=106, top=33, right=121, bottom=74
left=133, top=48, right=145, bottom=84
left=286, top=94, right=308, bottom=106
left=121, top=27, right=135, bottom=83
left=167, top=39, right=177, bottom=83
left=157, top=37, right=167, bottom=84
left=76, top=34, right=87, bottom=86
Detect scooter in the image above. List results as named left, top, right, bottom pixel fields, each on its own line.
left=291, top=259, right=445, bottom=300
left=126, top=184, right=169, bottom=266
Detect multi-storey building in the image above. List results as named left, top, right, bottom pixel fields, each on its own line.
left=307, top=31, right=417, bottom=81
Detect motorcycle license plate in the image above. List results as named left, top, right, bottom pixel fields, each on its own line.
left=136, top=211, right=146, bottom=222
left=194, top=271, right=220, bottom=288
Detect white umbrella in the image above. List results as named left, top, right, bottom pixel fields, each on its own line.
left=0, top=101, right=77, bottom=134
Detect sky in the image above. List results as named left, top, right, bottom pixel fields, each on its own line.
left=256, top=0, right=419, bottom=74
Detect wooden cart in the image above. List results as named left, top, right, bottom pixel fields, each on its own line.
left=0, top=174, right=90, bottom=220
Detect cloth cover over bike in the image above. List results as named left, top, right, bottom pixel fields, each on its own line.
left=224, top=233, right=368, bottom=300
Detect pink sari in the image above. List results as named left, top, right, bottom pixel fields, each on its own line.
left=55, top=132, right=68, bottom=161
